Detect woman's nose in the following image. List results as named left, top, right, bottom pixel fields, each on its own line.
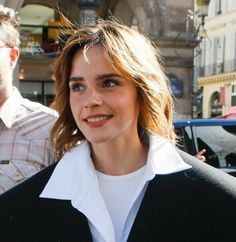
left=84, top=89, right=102, bottom=108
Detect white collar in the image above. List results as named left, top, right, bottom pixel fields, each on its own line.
left=41, top=141, right=116, bottom=241
left=40, top=135, right=191, bottom=241
left=0, top=87, right=23, bottom=128
left=145, top=135, right=191, bottom=177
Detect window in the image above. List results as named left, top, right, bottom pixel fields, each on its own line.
left=20, top=4, right=59, bottom=56
left=210, top=91, right=222, bottom=117
left=195, top=125, right=236, bottom=168
left=19, top=80, right=54, bottom=106
left=175, top=126, right=195, bottom=155
left=213, top=36, right=224, bottom=74
left=80, top=9, right=97, bottom=25
left=234, top=32, right=236, bottom=71
left=205, top=38, right=214, bottom=76
left=79, top=0, right=98, bottom=25
left=231, top=84, right=236, bottom=106
left=196, top=87, right=203, bottom=118
left=216, top=0, right=222, bottom=15
left=198, top=40, right=206, bottom=76
left=199, top=40, right=205, bottom=68
left=167, top=73, right=183, bottom=97
left=131, top=17, right=138, bottom=31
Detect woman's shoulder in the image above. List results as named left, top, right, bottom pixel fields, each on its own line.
left=0, top=161, right=92, bottom=241
left=176, top=149, right=236, bottom=197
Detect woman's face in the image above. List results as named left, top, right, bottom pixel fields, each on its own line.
left=69, top=44, right=140, bottom=144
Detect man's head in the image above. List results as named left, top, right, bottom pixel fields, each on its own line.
left=0, top=5, right=20, bottom=103
left=0, top=5, right=20, bottom=47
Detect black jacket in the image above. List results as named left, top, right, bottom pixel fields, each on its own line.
left=0, top=150, right=236, bottom=242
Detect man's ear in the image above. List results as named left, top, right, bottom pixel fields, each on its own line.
left=9, top=47, right=19, bottom=69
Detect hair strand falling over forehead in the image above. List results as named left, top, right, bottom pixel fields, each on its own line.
left=51, top=18, right=176, bottom=159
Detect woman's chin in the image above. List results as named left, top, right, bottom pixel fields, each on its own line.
left=87, top=136, right=110, bottom=145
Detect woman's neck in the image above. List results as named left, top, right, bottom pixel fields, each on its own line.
left=90, top=137, right=148, bottom=175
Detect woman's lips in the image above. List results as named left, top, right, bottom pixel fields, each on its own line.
left=84, top=115, right=113, bottom=127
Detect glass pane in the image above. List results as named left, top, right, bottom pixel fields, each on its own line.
left=44, top=82, right=55, bottom=106
left=19, top=82, right=42, bottom=103
left=195, top=126, right=236, bottom=168
left=176, top=126, right=195, bottom=155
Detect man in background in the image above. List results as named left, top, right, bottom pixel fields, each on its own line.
left=0, top=5, right=57, bottom=193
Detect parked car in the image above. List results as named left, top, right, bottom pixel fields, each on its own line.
left=174, top=118, right=236, bottom=177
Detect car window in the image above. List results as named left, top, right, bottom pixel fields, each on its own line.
left=175, top=126, right=195, bottom=155
left=195, top=125, right=236, bottom=168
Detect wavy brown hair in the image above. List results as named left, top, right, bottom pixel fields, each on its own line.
left=51, top=18, right=175, bottom=159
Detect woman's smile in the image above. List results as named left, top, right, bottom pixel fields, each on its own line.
left=83, top=114, right=113, bottom=127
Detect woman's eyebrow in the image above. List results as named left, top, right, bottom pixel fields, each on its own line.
left=69, top=73, right=122, bottom=82
left=96, top=73, right=122, bottom=80
left=69, top=77, right=84, bottom=82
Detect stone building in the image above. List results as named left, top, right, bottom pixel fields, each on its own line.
left=0, top=0, right=196, bottom=119
left=196, top=0, right=236, bottom=118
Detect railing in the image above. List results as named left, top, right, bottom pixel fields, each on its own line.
left=198, top=59, right=236, bottom=77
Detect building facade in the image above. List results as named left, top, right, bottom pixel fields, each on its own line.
left=196, top=0, right=236, bottom=118
left=0, top=0, right=196, bottom=119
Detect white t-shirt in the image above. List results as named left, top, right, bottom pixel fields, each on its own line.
left=96, top=166, right=146, bottom=242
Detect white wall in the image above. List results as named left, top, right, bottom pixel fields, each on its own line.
left=228, top=0, right=236, bottom=11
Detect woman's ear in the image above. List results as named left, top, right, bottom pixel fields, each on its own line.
left=9, top=47, right=19, bottom=69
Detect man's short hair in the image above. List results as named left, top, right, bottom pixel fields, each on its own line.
left=0, top=5, right=20, bottom=47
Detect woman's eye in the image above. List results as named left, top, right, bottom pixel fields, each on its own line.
left=70, top=83, right=85, bottom=92
left=103, top=79, right=118, bottom=88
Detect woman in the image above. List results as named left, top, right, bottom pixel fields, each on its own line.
left=0, top=19, right=236, bottom=242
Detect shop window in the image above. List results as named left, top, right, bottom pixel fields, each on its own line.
left=19, top=80, right=55, bottom=106
left=19, top=4, right=66, bottom=56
